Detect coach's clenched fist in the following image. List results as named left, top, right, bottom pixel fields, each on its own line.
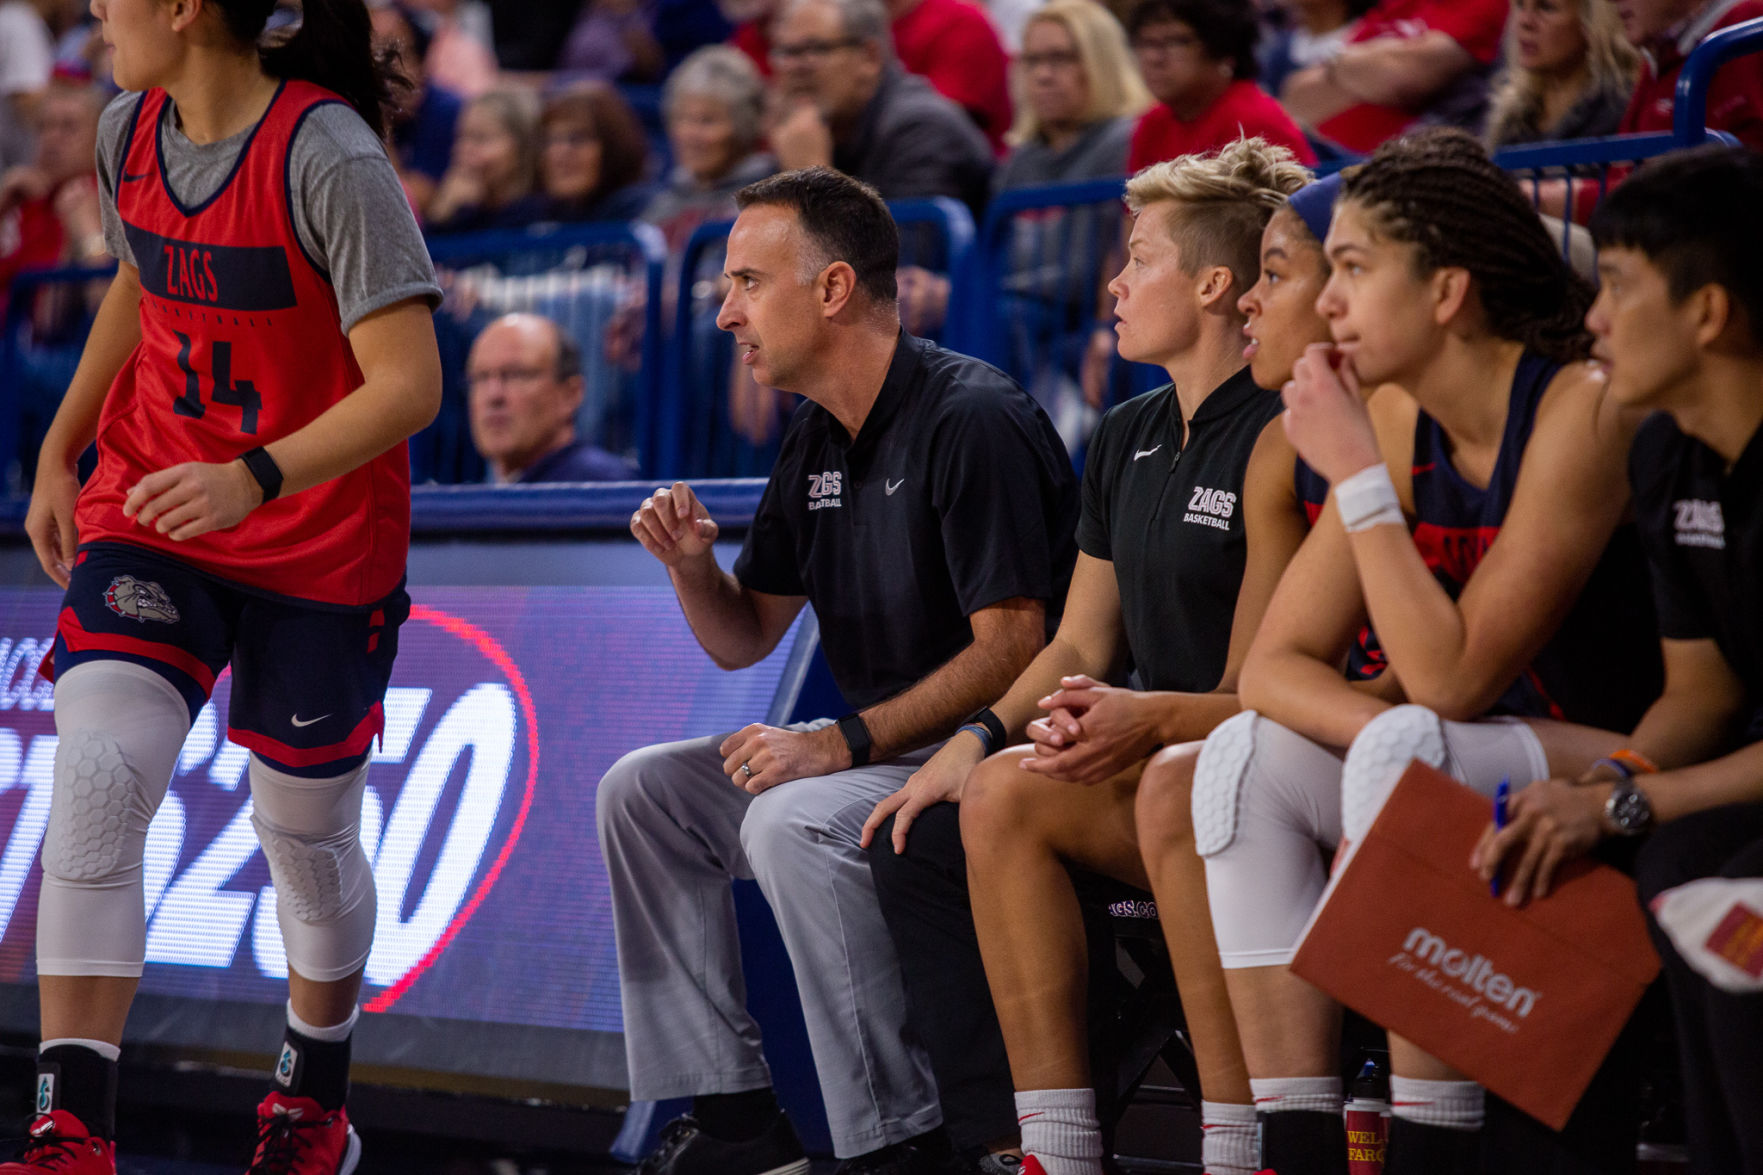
left=631, top=482, right=720, bottom=566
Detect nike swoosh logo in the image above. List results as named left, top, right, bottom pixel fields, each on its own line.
left=290, top=714, right=331, bottom=728
left=885, top=478, right=905, bottom=495
left=121, top=170, right=150, bottom=182
left=1134, top=445, right=1162, bottom=460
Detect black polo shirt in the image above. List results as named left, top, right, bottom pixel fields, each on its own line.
left=734, top=332, right=1079, bottom=710
left=1631, top=411, right=1763, bottom=740
left=1076, top=368, right=1282, bottom=693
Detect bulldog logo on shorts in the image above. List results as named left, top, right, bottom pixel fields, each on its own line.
left=103, top=575, right=180, bottom=624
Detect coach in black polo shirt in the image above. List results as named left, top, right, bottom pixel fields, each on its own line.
left=1475, top=147, right=1763, bottom=1173
left=596, top=167, right=1078, bottom=1175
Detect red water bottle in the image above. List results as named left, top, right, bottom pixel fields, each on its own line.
left=1344, top=1056, right=1389, bottom=1174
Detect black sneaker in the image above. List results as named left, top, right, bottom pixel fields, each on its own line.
left=834, top=1138, right=967, bottom=1175
left=635, top=1112, right=809, bottom=1175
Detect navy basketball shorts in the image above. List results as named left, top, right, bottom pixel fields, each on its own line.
left=48, top=542, right=410, bottom=778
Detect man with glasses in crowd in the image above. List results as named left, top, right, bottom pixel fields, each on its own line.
left=466, top=313, right=636, bottom=483
left=767, top=0, right=995, bottom=214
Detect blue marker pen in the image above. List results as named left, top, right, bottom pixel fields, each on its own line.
left=1490, top=775, right=1511, bottom=898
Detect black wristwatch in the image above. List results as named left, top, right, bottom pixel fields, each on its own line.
left=1604, top=777, right=1654, bottom=836
left=239, top=446, right=283, bottom=503
left=837, top=712, right=873, bottom=768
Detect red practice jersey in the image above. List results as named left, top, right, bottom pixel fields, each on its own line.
left=78, top=80, right=410, bottom=608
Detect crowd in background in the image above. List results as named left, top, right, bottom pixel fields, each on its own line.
left=4, top=0, right=1763, bottom=474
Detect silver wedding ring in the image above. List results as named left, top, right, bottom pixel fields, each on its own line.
left=739, top=763, right=753, bottom=777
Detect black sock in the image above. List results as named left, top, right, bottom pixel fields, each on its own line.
left=36, top=1044, right=118, bottom=1140
left=1387, top=1116, right=1479, bottom=1175
left=1260, top=1109, right=1349, bottom=1175
left=692, top=1088, right=780, bottom=1142
left=274, top=1023, right=351, bottom=1112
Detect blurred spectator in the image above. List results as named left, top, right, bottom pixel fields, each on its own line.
left=427, top=89, right=539, bottom=233
left=1612, top=0, right=1763, bottom=148
left=889, top=0, right=1014, bottom=150
left=467, top=313, right=638, bottom=483
left=1127, top=0, right=1316, bottom=170
left=509, top=82, right=654, bottom=224
left=0, top=76, right=103, bottom=317
left=373, top=3, right=464, bottom=218
left=992, top=0, right=1151, bottom=445
left=1258, top=0, right=1377, bottom=94
left=1484, top=0, right=1637, bottom=149
left=642, top=45, right=775, bottom=249
left=0, top=0, right=56, bottom=174
left=733, top=0, right=1012, bottom=150
left=653, top=0, right=737, bottom=71
left=406, top=0, right=499, bottom=99
left=1279, top=0, right=1508, bottom=155
left=559, top=0, right=667, bottom=82
left=769, top=0, right=995, bottom=210
left=1000, top=0, right=1150, bottom=186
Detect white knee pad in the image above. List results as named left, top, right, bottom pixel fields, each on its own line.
left=37, top=662, right=189, bottom=977
left=249, top=757, right=377, bottom=982
left=1340, top=705, right=1548, bottom=847
left=1191, top=711, right=1261, bottom=858
left=1194, top=713, right=1348, bottom=969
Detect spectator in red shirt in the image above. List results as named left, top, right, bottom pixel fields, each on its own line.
left=0, top=78, right=105, bottom=320
left=1126, top=0, right=1316, bottom=172
left=1615, top=0, right=1763, bottom=145
left=889, top=0, right=1013, bottom=151
left=1280, top=0, right=1509, bottom=155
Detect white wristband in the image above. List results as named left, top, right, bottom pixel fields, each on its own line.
left=1333, top=463, right=1405, bottom=533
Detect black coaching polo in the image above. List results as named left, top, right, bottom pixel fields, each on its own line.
left=1631, top=412, right=1763, bottom=738
left=734, top=331, right=1080, bottom=710
left=1076, top=368, right=1282, bottom=693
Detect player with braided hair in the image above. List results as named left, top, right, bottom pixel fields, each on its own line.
left=1188, top=127, right=1662, bottom=1175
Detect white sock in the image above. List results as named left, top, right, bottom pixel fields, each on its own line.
left=1015, top=1088, right=1103, bottom=1175
left=1389, top=1076, right=1483, bottom=1130
left=287, top=1001, right=358, bottom=1043
left=39, top=1038, right=120, bottom=1063
left=1250, top=1075, right=1341, bottom=1115
left=1200, top=1100, right=1258, bottom=1175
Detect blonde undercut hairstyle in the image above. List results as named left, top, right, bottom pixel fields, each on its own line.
left=1124, top=137, right=1313, bottom=300
left=1007, top=0, right=1153, bottom=147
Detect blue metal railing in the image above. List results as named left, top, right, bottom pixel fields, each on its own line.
left=1676, top=16, right=1763, bottom=145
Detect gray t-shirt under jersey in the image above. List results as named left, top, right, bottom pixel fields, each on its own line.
left=96, top=90, right=441, bottom=332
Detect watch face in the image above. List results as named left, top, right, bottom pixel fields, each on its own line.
left=1610, top=784, right=1652, bottom=834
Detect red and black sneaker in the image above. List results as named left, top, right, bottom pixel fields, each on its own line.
left=244, top=1093, right=360, bottom=1175
left=0, top=1112, right=115, bottom=1173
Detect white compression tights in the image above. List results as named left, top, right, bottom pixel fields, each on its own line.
left=38, top=660, right=377, bottom=981
left=1192, top=706, right=1547, bottom=969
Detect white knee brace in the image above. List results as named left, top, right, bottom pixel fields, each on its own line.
left=1191, top=711, right=1261, bottom=857
left=1193, top=712, right=1348, bottom=969
left=249, top=757, right=377, bottom=983
left=38, top=662, right=190, bottom=977
left=1339, top=705, right=1549, bottom=848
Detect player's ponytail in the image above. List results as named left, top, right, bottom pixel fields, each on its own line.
left=212, top=0, right=407, bottom=140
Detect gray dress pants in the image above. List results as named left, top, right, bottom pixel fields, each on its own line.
left=595, top=724, right=944, bottom=1158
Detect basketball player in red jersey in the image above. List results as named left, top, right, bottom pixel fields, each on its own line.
left=14, top=0, right=441, bottom=1171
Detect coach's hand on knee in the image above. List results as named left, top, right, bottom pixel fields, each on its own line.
left=720, top=722, right=848, bottom=794
left=632, top=483, right=719, bottom=566
left=860, top=733, right=984, bottom=853
left=125, top=460, right=260, bottom=541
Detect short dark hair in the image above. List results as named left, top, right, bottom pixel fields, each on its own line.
left=1128, top=0, right=1259, bottom=80
left=735, top=167, right=899, bottom=303
left=1590, top=145, right=1763, bottom=348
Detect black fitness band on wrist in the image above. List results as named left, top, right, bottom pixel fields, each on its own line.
left=837, top=711, right=873, bottom=768
left=239, top=446, right=283, bottom=503
left=965, top=706, right=1007, bottom=756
